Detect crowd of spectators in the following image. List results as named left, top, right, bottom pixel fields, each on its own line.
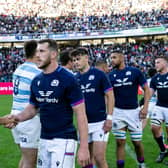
left=0, top=6, right=167, bottom=34
left=0, top=0, right=167, bottom=17
left=0, top=40, right=167, bottom=82
left=0, top=47, right=24, bottom=82
left=0, top=0, right=167, bottom=81
left=89, top=40, right=168, bottom=76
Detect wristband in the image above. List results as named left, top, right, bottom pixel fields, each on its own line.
left=106, top=114, right=113, bottom=120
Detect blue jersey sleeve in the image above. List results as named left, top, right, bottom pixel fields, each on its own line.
left=29, top=78, right=39, bottom=107
left=66, top=77, right=84, bottom=107
left=100, top=71, right=112, bottom=93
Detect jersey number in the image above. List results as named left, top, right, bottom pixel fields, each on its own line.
left=13, top=77, right=20, bottom=95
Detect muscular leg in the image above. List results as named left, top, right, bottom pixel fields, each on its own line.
left=116, top=139, right=126, bottom=161
left=113, top=128, right=127, bottom=168
left=19, top=146, right=38, bottom=168
left=93, top=141, right=108, bottom=168
left=151, top=125, right=165, bottom=152
left=151, top=124, right=168, bottom=162
left=132, top=141, right=144, bottom=163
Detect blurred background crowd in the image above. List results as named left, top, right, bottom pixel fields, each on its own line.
left=0, top=0, right=167, bottom=17
left=0, top=5, right=167, bottom=34
left=0, top=40, right=167, bottom=82
left=0, top=0, right=167, bottom=82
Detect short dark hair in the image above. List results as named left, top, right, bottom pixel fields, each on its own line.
left=59, top=49, right=72, bottom=66
left=148, top=68, right=157, bottom=78
left=24, top=40, right=37, bottom=59
left=38, top=39, right=58, bottom=51
left=155, top=55, right=168, bottom=62
left=70, top=47, right=89, bottom=57
left=108, top=48, right=123, bottom=56
left=95, top=59, right=107, bottom=67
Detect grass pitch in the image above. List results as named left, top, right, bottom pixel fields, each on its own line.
left=0, top=95, right=168, bottom=168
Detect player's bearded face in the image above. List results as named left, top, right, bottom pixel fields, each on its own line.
left=37, top=55, right=51, bottom=69
left=36, top=43, right=52, bottom=69
left=110, top=54, right=121, bottom=68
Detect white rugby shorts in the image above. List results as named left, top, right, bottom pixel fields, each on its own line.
left=151, top=105, right=168, bottom=123
left=12, top=115, right=41, bottom=148
left=37, top=138, right=77, bottom=168
left=87, top=120, right=109, bottom=143
left=112, top=107, right=142, bottom=132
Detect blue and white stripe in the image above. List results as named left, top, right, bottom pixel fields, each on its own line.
left=11, top=62, right=41, bottom=114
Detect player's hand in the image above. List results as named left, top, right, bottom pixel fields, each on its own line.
left=103, top=119, right=112, bottom=133
left=0, top=115, right=15, bottom=125
left=139, top=107, right=147, bottom=120
left=4, top=115, right=18, bottom=129
left=77, top=146, right=90, bottom=167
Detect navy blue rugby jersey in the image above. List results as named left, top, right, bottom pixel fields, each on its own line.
left=75, top=67, right=112, bottom=123
left=30, top=66, right=84, bottom=140
left=150, top=72, right=168, bottom=107
left=109, top=66, right=147, bottom=109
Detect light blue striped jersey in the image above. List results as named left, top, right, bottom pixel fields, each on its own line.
left=11, top=62, right=41, bottom=114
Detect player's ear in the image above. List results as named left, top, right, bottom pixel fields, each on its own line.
left=85, top=55, right=89, bottom=60
left=120, top=54, right=124, bottom=61
left=51, top=50, right=57, bottom=59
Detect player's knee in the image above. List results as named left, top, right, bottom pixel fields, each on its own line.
left=132, top=140, right=142, bottom=148
left=130, top=132, right=142, bottom=141
left=94, top=154, right=106, bottom=164
left=151, top=119, right=162, bottom=127
left=113, top=130, right=126, bottom=140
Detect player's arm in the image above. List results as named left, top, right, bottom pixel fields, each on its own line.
left=5, top=104, right=38, bottom=128
left=140, top=83, right=150, bottom=119
left=103, top=89, right=114, bottom=133
left=72, top=102, right=90, bottom=167
left=15, top=104, right=37, bottom=122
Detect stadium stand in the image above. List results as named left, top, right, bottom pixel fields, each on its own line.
left=0, top=8, right=167, bottom=34
left=0, top=0, right=167, bottom=82
left=0, top=41, right=167, bottom=82
left=0, top=0, right=167, bottom=17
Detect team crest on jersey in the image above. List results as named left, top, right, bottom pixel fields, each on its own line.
left=126, top=71, right=131, bottom=76
left=51, top=79, right=59, bottom=86
left=88, top=75, right=95, bottom=80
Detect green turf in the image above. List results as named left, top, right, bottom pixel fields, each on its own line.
left=0, top=95, right=20, bottom=168
left=0, top=95, right=168, bottom=168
